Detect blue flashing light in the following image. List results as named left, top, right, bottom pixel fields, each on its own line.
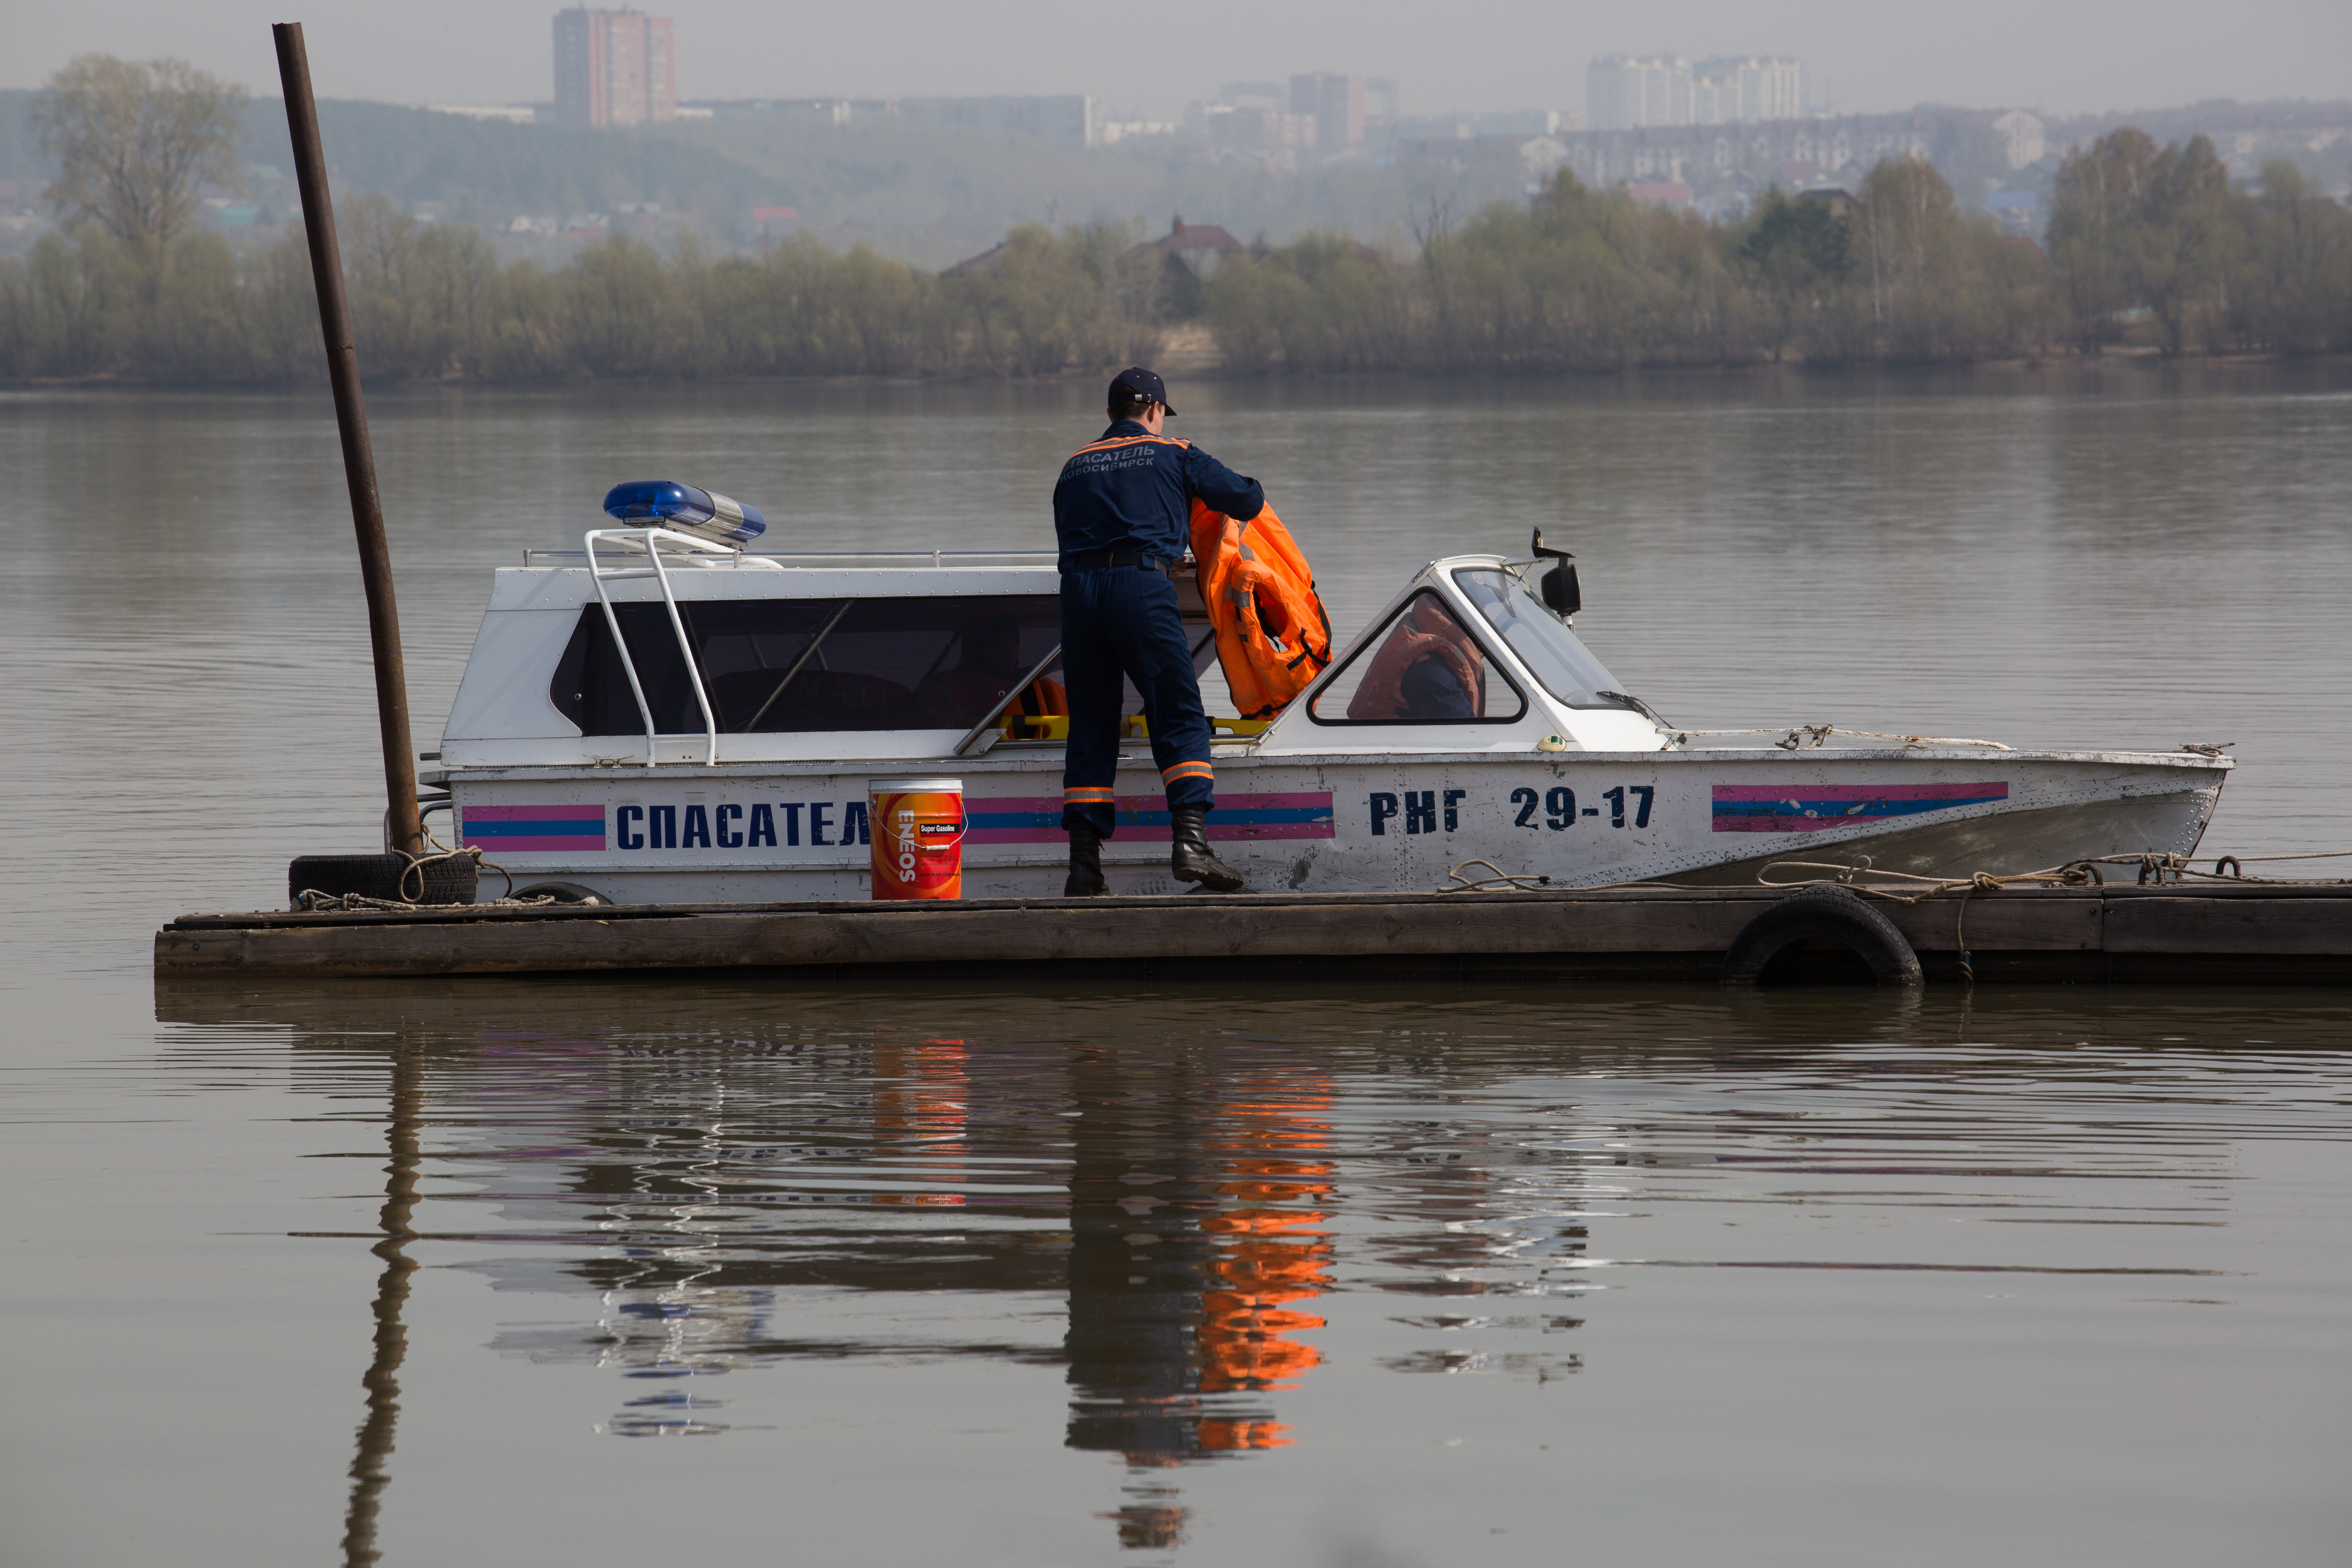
left=601, top=479, right=768, bottom=545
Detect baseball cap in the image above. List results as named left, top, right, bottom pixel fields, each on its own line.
left=1109, top=367, right=1175, bottom=416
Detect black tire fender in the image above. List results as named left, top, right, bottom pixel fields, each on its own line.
left=288, top=853, right=479, bottom=908
left=1720, top=884, right=1923, bottom=987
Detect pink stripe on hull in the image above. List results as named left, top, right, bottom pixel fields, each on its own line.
left=965, top=822, right=1332, bottom=845
left=974, top=792, right=1334, bottom=813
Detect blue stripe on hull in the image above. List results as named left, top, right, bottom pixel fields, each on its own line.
left=1711, top=795, right=2006, bottom=822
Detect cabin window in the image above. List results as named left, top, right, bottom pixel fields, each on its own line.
left=550, top=596, right=1065, bottom=735
left=1307, top=590, right=1526, bottom=726
left=1450, top=568, right=1628, bottom=708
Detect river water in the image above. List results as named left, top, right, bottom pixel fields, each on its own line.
left=4, top=368, right=2350, bottom=1566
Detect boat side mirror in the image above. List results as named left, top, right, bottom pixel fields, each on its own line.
left=1541, top=561, right=1581, bottom=618
left=1531, top=528, right=1580, bottom=619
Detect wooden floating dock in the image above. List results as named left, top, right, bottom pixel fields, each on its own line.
left=154, top=882, right=2352, bottom=984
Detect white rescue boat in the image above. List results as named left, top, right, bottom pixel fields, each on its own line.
left=426, top=523, right=2226, bottom=902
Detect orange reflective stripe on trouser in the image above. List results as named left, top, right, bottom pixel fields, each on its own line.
left=1063, top=786, right=1116, bottom=802
left=1160, top=762, right=1214, bottom=786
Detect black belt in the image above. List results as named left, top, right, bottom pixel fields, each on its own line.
left=1064, top=550, right=1174, bottom=570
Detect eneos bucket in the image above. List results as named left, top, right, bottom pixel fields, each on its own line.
left=870, top=777, right=964, bottom=901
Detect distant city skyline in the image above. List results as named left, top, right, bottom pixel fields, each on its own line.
left=552, top=6, right=675, bottom=128
left=1587, top=56, right=1807, bottom=130
left=8, top=0, right=2348, bottom=124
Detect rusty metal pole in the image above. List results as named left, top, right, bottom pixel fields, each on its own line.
left=274, top=22, right=424, bottom=858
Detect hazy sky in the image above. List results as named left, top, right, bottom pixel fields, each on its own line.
left=10, top=0, right=2349, bottom=120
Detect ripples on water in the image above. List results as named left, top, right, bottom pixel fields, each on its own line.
left=3, top=372, right=2351, bottom=1565
left=105, top=980, right=2349, bottom=1566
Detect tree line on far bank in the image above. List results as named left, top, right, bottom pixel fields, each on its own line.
left=3, top=55, right=2348, bottom=384
left=1208, top=137, right=2350, bottom=372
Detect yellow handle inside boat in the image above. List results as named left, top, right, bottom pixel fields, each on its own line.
left=1131, top=715, right=1271, bottom=737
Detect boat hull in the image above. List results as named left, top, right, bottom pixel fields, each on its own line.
left=444, top=749, right=2225, bottom=904
left=1656, top=790, right=2218, bottom=886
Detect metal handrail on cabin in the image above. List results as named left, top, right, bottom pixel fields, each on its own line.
left=583, top=526, right=735, bottom=767
left=951, top=642, right=1065, bottom=759
left=556, top=538, right=1241, bottom=764
left=524, top=546, right=1061, bottom=568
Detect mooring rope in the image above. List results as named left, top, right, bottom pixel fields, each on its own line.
left=294, top=889, right=561, bottom=913
left=1757, top=859, right=2087, bottom=901
left=1762, top=850, right=2352, bottom=894
left=1441, top=858, right=1561, bottom=892
left=1754, top=852, right=2352, bottom=984
left=293, top=844, right=533, bottom=912
left=1438, top=859, right=1690, bottom=895
left=1440, top=845, right=2351, bottom=983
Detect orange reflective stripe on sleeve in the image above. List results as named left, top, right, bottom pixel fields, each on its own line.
left=1069, top=435, right=1190, bottom=458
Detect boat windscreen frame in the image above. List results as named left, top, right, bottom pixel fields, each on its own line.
left=1448, top=565, right=1638, bottom=712
left=1302, top=585, right=1529, bottom=727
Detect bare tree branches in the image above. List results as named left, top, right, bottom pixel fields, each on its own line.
left=32, top=55, right=247, bottom=255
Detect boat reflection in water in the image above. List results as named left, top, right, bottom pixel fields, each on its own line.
left=220, top=984, right=1348, bottom=1561
left=1065, top=1049, right=1334, bottom=1548
left=151, top=976, right=2343, bottom=1566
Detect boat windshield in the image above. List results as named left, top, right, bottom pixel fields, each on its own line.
left=1450, top=568, right=1628, bottom=709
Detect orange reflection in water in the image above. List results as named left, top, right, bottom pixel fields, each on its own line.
left=871, top=1041, right=969, bottom=1207
left=1061, top=1060, right=1343, bottom=1548
left=1192, top=1085, right=1334, bottom=1451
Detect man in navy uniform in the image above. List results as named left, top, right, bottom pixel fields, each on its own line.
left=1053, top=368, right=1261, bottom=896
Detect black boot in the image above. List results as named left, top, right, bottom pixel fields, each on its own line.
left=1064, top=820, right=1109, bottom=897
left=1169, top=806, right=1244, bottom=892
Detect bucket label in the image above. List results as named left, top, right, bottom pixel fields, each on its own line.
left=872, top=788, right=964, bottom=901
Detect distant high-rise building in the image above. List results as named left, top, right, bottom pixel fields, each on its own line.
left=1289, top=73, right=1366, bottom=148
left=1586, top=56, right=1691, bottom=130
left=1691, top=57, right=1804, bottom=124
left=553, top=7, right=675, bottom=129
left=1586, top=53, right=1803, bottom=129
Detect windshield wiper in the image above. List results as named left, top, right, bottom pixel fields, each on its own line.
left=1597, top=690, right=1677, bottom=730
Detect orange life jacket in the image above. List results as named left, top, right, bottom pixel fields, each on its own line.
left=1348, top=607, right=1486, bottom=720
left=1187, top=499, right=1334, bottom=719
left=1015, top=676, right=1068, bottom=717
left=1006, top=675, right=1067, bottom=737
